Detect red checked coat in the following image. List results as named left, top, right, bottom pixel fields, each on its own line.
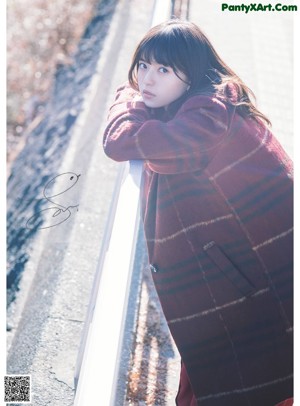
left=103, top=83, right=293, bottom=405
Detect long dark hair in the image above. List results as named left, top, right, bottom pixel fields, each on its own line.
left=128, top=19, right=271, bottom=126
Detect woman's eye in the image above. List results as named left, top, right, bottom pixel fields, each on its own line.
left=138, top=62, right=147, bottom=70
left=159, top=67, right=169, bottom=73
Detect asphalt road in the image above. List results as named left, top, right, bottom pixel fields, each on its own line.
left=6, top=0, right=155, bottom=405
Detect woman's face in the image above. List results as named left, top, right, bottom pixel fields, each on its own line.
left=137, top=59, right=189, bottom=109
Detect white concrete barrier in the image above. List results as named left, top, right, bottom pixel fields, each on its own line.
left=73, top=1, right=172, bottom=404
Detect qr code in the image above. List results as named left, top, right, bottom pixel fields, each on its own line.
left=4, top=375, right=31, bottom=403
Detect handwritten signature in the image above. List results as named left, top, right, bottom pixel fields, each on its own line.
left=26, top=172, right=81, bottom=230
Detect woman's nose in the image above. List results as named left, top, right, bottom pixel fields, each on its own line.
left=143, top=68, right=155, bottom=85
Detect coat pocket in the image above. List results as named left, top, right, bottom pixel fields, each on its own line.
left=203, top=241, right=255, bottom=297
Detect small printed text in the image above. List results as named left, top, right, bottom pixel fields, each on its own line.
left=221, top=3, right=297, bottom=12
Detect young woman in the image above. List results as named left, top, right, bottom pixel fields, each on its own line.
left=103, top=20, right=293, bottom=406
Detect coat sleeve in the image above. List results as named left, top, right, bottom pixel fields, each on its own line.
left=103, top=84, right=231, bottom=174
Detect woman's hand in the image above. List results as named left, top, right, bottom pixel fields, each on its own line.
left=132, top=94, right=144, bottom=102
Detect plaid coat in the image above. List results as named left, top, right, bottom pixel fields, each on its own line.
left=103, top=83, right=293, bottom=405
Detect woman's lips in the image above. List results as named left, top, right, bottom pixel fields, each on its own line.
left=143, top=90, right=155, bottom=98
